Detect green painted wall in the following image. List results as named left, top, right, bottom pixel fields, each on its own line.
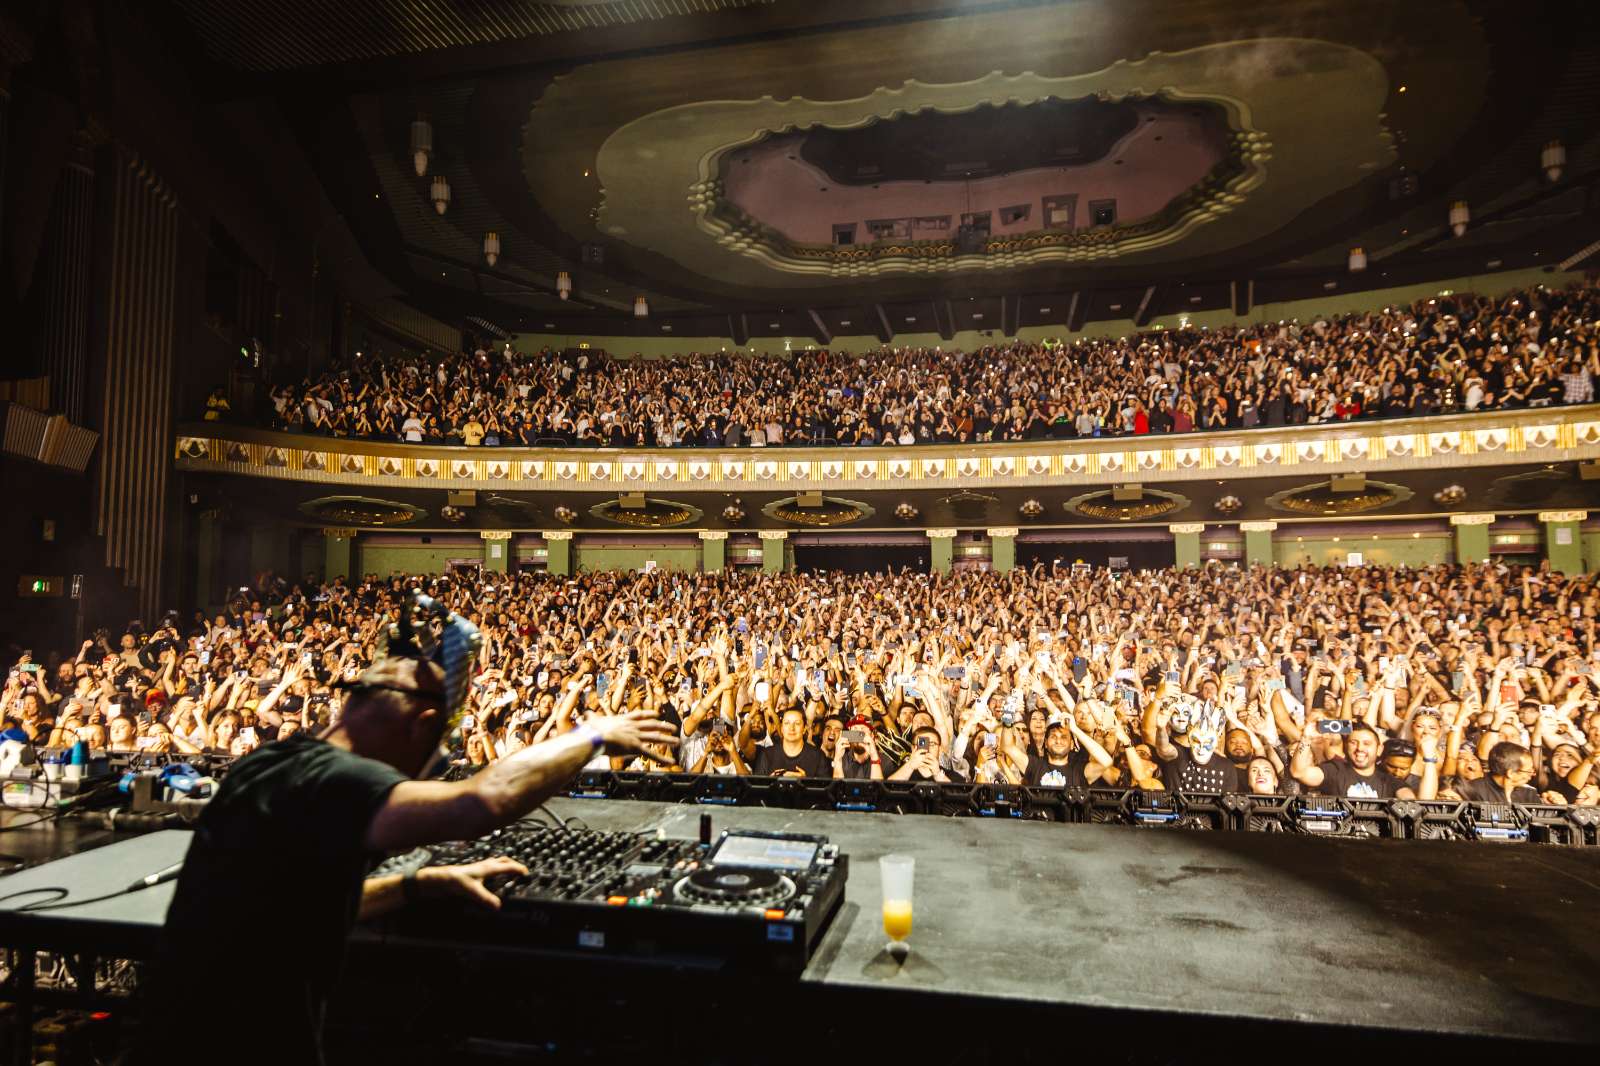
left=546, top=538, right=572, bottom=576
left=1583, top=532, right=1600, bottom=575
left=930, top=536, right=953, bottom=575
left=1453, top=523, right=1489, bottom=565
left=575, top=546, right=701, bottom=572
left=510, top=267, right=1580, bottom=355
left=701, top=536, right=726, bottom=573
left=1545, top=520, right=1583, bottom=575
left=761, top=537, right=786, bottom=572
left=991, top=533, right=1017, bottom=573
left=1172, top=530, right=1198, bottom=569
left=1273, top=535, right=1452, bottom=569
left=324, top=533, right=352, bottom=582
left=358, top=544, right=483, bottom=576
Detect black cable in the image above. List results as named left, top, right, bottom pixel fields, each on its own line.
left=0, top=887, right=69, bottom=909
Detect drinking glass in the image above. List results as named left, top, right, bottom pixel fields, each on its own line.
left=880, top=854, right=914, bottom=953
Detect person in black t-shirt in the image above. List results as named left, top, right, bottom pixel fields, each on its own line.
left=753, top=707, right=830, bottom=778
left=1291, top=723, right=1437, bottom=800
left=1021, top=718, right=1112, bottom=789
left=144, top=621, right=675, bottom=1066
left=1453, top=741, right=1545, bottom=804
left=1155, top=705, right=1242, bottom=793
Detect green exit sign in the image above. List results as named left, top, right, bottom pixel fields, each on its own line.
left=17, top=576, right=63, bottom=598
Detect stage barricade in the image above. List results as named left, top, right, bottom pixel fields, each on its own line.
left=554, top=773, right=1599, bottom=846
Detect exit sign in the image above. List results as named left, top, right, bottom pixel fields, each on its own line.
left=17, top=576, right=63, bottom=598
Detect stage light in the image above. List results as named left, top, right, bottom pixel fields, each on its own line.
left=1449, top=200, right=1469, bottom=238
left=1542, top=139, right=1566, bottom=182
left=484, top=231, right=500, bottom=267
left=431, top=175, right=451, bottom=215
left=410, top=116, right=432, bottom=177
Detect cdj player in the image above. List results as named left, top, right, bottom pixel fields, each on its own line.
left=374, top=823, right=847, bottom=972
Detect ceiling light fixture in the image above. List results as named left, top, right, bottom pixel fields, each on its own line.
left=1348, top=247, right=1367, bottom=272
left=483, top=231, right=500, bottom=267
left=430, top=175, right=451, bottom=215
left=410, top=116, right=432, bottom=177
left=556, top=271, right=572, bottom=301
left=634, top=296, right=648, bottom=318
left=1542, top=139, right=1566, bottom=182
left=1449, top=200, right=1469, bottom=238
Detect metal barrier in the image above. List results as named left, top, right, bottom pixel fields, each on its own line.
left=559, top=771, right=1600, bottom=846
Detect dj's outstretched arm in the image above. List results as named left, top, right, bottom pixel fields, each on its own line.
left=363, top=710, right=676, bottom=853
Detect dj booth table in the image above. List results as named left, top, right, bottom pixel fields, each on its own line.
left=0, top=799, right=1597, bottom=1062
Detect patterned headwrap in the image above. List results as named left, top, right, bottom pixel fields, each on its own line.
left=370, top=590, right=483, bottom=734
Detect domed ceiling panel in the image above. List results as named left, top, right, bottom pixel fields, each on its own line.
left=519, top=11, right=1479, bottom=292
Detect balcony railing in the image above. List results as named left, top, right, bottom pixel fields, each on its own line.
left=175, top=404, right=1600, bottom=492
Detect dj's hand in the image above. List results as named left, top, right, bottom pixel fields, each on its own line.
left=423, top=857, right=529, bottom=910
left=588, top=708, right=678, bottom=757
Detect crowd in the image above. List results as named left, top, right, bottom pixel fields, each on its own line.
left=238, top=280, right=1600, bottom=447
left=8, top=561, right=1600, bottom=810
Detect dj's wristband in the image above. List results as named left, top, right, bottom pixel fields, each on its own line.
left=574, top=724, right=605, bottom=754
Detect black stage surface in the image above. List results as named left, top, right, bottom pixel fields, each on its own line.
left=0, top=800, right=1597, bottom=1062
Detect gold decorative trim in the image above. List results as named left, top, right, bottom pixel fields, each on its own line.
left=171, top=404, right=1600, bottom=495
left=1449, top=513, right=1496, bottom=526
left=320, top=528, right=358, bottom=539
left=1168, top=523, right=1206, bottom=534
left=986, top=527, right=1020, bottom=538
left=1538, top=510, right=1588, bottom=523
left=757, top=530, right=789, bottom=540
left=697, top=530, right=729, bottom=541
left=925, top=528, right=958, bottom=539
left=479, top=530, right=513, bottom=541
left=542, top=531, right=574, bottom=541
left=1239, top=521, right=1279, bottom=532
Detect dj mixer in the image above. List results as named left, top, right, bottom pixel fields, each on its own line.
left=374, top=822, right=847, bottom=972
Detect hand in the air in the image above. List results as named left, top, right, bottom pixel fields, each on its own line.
left=588, top=707, right=679, bottom=756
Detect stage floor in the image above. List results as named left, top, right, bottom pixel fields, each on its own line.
left=547, top=797, right=1600, bottom=1046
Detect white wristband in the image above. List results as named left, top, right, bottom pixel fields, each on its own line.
left=574, top=724, right=604, bottom=753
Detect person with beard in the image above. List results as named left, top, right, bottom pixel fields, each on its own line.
left=1292, top=721, right=1436, bottom=800
left=1020, top=715, right=1115, bottom=788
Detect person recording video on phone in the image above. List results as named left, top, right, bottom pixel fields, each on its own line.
left=832, top=715, right=892, bottom=780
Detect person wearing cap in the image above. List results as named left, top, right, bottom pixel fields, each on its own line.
left=1021, top=716, right=1110, bottom=789
left=832, top=715, right=891, bottom=780
left=147, top=604, right=675, bottom=1066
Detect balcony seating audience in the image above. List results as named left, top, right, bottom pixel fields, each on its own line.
left=10, top=561, right=1600, bottom=809
left=229, top=281, right=1600, bottom=447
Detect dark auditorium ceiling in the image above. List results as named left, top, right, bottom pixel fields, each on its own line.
left=162, top=0, right=1600, bottom=341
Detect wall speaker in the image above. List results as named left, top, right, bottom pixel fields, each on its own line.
left=1579, top=461, right=1600, bottom=481
left=619, top=492, right=646, bottom=509
left=446, top=490, right=477, bottom=507
left=1112, top=484, right=1142, bottom=502
left=797, top=491, right=823, bottom=508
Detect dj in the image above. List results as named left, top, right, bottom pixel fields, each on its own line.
left=140, top=596, right=674, bottom=1065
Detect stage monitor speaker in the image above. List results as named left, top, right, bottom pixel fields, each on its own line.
left=1111, top=484, right=1142, bottom=502
left=619, top=492, right=646, bottom=509
left=1580, top=461, right=1600, bottom=481
left=797, top=491, right=823, bottom=508
left=1331, top=474, right=1366, bottom=493
left=447, top=491, right=477, bottom=507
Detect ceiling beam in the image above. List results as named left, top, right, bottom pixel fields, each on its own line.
left=806, top=308, right=832, bottom=346
left=873, top=303, right=894, bottom=344
left=1065, top=291, right=1084, bottom=333
left=1231, top=279, right=1254, bottom=317
left=1133, top=285, right=1157, bottom=328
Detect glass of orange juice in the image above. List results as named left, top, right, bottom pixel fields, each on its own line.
left=880, top=854, right=914, bottom=954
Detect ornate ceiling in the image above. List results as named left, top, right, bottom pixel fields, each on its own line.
left=170, top=0, right=1600, bottom=338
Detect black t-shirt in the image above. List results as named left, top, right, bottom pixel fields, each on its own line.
left=1311, top=760, right=1405, bottom=799
left=1160, top=746, right=1242, bottom=793
left=753, top=742, right=830, bottom=779
left=837, top=750, right=898, bottom=780
left=1453, top=776, right=1541, bottom=804
left=1024, top=750, right=1090, bottom=789
left=150, top=735, right=407, bottom=1064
